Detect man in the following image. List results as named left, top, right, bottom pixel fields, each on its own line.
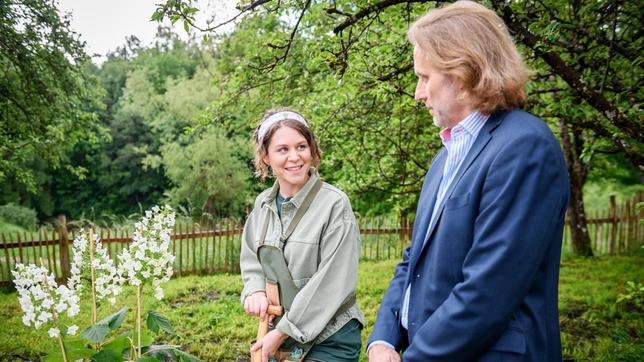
left=367, top=1, right=569, bottom=361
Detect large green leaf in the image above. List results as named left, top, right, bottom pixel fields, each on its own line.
left=91, top=348, right=123, bottom=362
left=65, top=338, right=96, bottom=360
left=144, top=344, right=179, bottom=360
left=101, top=331, right=133, bottom=357
left=82, top=324, right=111, bottom=344
left=97, top=307, right=129, bottom=330
left=134, top=357, right=158, bottom=362
left=123, top=329, right=155, bottom=360
left=146, top=310, right=176, bottom=335
left=175, top=349, right=201, bottom=362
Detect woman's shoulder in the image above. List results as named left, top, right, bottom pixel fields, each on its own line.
left=319, top=181, right=354, bottom=211
left=252, top=187, right=274, bottom=210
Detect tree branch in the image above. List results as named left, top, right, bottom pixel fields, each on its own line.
left=333, top=0, right=435, bottom=34
left=490, top=1, right=643, bottom=161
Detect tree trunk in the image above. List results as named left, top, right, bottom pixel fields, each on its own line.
left=559, top=121, right=594, bottom=256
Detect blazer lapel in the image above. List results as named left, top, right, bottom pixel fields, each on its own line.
left=408, top=150, right=446, bottom=272
left=418, top=111, right=506, bottom=257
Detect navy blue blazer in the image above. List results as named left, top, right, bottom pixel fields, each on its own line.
left=368, top=110, right=569, bottom=361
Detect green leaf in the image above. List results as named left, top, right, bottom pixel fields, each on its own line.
left=65, top=338, right=96, bottom=360
left=97, top=307, right=129, bottom=330
left=134, top=357, right=158, bottom=362
left=91, top=348, right=123, bottom=362
left=144, top=344, right=179, bottom=360
left=175, top=349, right=202, bottom=362
left=82, top=324, right=111, bottom=344
left=183, top=20, right=190, bottom=33
left=146, top=310, right=176, bottom=335
left=150, top=10, right=164, bottom=22
left=101, top=331, right=132, bottom=357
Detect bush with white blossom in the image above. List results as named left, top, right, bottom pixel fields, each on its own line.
left=118, top=205, right=176, bottom=300
left=68, top=230, right=121, bottom=305
left=12, top=263, right=80, bottom=338
left=11, top=205, right=199, bottom=361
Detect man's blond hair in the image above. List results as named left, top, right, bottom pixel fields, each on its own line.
left=408, top=0, right=528, bottom=114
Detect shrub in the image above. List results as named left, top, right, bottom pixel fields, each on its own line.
left=0, top=203, right=38, bottom=230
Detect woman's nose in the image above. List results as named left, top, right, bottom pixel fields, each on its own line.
left=287, top=149, right=300, bottom=160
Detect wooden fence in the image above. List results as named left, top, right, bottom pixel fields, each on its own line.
left=561, top=193, right=643, bottom=255
left=0, top=194, right=641, bottom=286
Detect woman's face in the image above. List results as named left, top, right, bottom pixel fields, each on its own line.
left=262, top=125, right=312, bottom=197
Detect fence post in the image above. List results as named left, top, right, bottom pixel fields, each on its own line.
left=608, top=196, right=618, bottom=255
left=58, top=214, right=71, bottom=283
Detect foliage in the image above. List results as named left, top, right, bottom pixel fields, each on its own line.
left=0, top=0, right=107, bottom=191
left=0, top=203, right=37, bottom=230
left=8, top=206, right=200, bottom=361
left=151, top=0, right=642, bottom=220
left=162, top=128, right=251, bottom=218
left=2, top=255, right=643, bottom=361
left=583, top=181, right=644, bottom=214
left=616, top=281, right=644, bottom=312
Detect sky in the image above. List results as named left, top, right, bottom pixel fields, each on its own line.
left=57, top=0, right=238, bottom=64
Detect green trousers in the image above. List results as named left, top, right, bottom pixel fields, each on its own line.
left=305, top=319, right=362, bottom=362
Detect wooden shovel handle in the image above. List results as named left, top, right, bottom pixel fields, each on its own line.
left=267, top=305, right=283, bottom=316
left=252, top=316, right=270, bottom=362
left=252, top=282, right=283, bottom=362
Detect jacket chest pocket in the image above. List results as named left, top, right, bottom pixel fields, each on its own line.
left=444, top=192, right=471, bottom=210
left=284, top=238, right=319, bottom=280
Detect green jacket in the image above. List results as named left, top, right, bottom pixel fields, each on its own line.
left=240, top=170, right=365, bottom=344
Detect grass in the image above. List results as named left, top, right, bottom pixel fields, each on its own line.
left=0, top=254, right=642, bottom=361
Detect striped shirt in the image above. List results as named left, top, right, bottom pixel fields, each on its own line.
left=400, top=111, right=489, bottom=329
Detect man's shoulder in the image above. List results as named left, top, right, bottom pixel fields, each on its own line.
left=494, top=109, right=555, bottom=140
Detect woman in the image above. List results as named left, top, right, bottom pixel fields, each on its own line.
left=240, top=108, right=364, bottom=362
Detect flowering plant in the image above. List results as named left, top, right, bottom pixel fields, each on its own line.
left=69, top=230, right=121, bottom=308
left=118, top=205, right=176, bottom=300
left=12, top=205, right=199, bottom=361
left=12, top=263, right=80, bottom=361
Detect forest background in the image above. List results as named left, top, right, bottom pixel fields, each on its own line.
left=0, top=0, right=642, bottom=258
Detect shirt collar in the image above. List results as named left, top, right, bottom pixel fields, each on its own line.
left=439, top=111, right=489, bottom=142
left=262, top=167, right=320, bottom=209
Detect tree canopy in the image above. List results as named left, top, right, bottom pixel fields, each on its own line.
left=0, top=0, right=106, bottom=191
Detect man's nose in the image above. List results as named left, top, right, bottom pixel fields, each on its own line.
left=415, top=82, right=425, bottom=101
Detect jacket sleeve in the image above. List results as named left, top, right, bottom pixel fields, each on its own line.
left=403, top=133, right=569, bottom=361
left=239, top=209, right=266, bottom=305
left=275, top=198, right=360, bottom=343
left=366, top=246, right=410, bottom=351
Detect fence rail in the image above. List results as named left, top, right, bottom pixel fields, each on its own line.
left=1, top=194, right=641, bottom=286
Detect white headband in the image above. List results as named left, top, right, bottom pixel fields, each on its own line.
left=257, top=111, right=309, bottom=142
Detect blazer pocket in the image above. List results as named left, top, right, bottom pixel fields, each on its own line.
left=444, top=192, right=471, bottom=210
left=489, top=327, right=526, bottom=354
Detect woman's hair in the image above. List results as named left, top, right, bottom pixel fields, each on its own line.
left=253, top=108, right=322, bottom=181
left=408, top=0, right=529, bottom=114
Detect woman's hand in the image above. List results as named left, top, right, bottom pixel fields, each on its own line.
left=251, top=329, right=289, bottom=362
left=244, top=291, right=270, bottom=320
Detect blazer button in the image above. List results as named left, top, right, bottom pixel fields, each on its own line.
left=416, top=274, right=421, bottom=278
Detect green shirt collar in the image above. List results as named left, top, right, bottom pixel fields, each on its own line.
left=262, top=167, right=320, bottom=209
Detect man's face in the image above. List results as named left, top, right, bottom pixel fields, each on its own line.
left=413, top=47, right=470, bottom=129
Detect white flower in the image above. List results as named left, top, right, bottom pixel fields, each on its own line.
left=12, top=264, right=71, bottom=332
left=66, top=325, right=78, bottom=335
left=154, top=287, right=164, bottom=300
left=68, top=230, right=121, bottom=305
left=48, top=327, right=59, bottom=338
left=117, top=205, right=175, bottom=300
